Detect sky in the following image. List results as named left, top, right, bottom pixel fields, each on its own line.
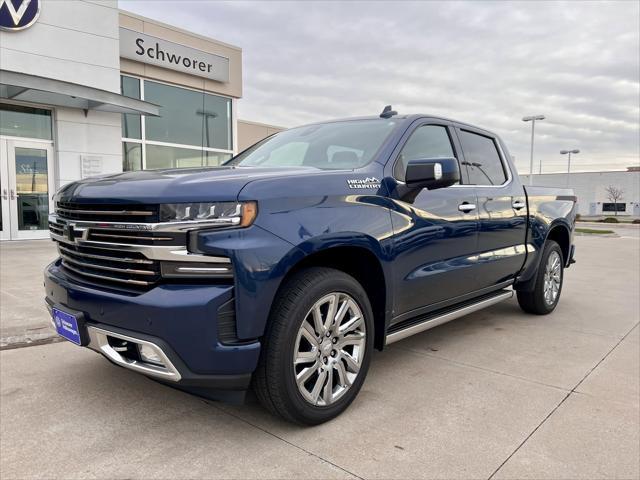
left=119, top=0, right=640, bottom=174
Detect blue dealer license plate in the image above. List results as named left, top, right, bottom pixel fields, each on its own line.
left=52, top=308, right=83, bottom=345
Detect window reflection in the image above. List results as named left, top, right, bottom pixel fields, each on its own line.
left=120, top=76, right=141, bottom=139
left=0, top=104, right=52, bottom=140
left=122, top=142, right=142, bottom=171
left=14, top=148, right=49, bottom=231
left=120, top=76, right=234, bottom=170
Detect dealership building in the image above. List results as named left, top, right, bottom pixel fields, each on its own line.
left=521, top=168, right=640, bottom=217
left=0, top=0, right=281, bottom=240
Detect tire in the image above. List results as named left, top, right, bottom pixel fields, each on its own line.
left=517, top=240, right=564, bottom=315
left=253, top=267, right=374, bottom=425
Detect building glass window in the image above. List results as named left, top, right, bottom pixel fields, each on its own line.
left=602, top=203, right=626, bottom=212
left=122, top=142, right=142, bottom=171
left=120, top=76, right=234, bottom=172
left=120, top=76, right=141, bottom=140
left=458, top=130, right=507, bottom=186
left=205, top=151, right=232, bottom=166
left=203, top=92, right=232, bottom=150
left=0, top=103, right=52, bottom=140
left=146, top=144, right=205, bottom=170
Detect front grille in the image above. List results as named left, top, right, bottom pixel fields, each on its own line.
left=57, top=243, right=161, bottom=289
left=56, top=201, right=159, bottom=223
left=48, top=221, right=64, bottom=237
left=49, top=204, right=233, bottom=292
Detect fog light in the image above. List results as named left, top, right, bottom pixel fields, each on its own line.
left=138, top=344, right=164, bottom=366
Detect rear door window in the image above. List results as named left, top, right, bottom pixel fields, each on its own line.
left=458, top=130, right=508, bottom=186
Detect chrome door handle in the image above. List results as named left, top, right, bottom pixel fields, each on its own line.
left=10, top=189, right=16, bottom=200
left=458, top=203, right=476, bottom=213
left=1, top=189, right=7, bottom=200
left=512, top=200, right=526, bottom=210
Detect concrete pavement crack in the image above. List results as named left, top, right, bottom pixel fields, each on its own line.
left=204, top=401, right=364, bottom=480
left=486, top=320, right=640, bottom=480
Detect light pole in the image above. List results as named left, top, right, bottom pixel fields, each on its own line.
left=560, top=149, right=579, bottom=186
left=522, top=115, right=545, bottom=185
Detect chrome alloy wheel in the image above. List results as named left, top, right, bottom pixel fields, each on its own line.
left=543, top=251, right=562, bottom=305
left=293, top=292, right=366, bottom=406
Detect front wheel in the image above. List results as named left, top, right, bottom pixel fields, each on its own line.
left=517, top=240, right=564, bottom=315
left=253, top=267, right=374, bottom=425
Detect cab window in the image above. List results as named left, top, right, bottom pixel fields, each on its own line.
left=395, top=125, right=462, bottom=182
left=458, top=130, right=508, bottom=185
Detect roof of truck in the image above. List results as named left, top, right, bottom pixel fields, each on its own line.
left=300, top=113, right=498, bottom=138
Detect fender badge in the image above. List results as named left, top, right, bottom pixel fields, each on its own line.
left=347, top=177, right=381, bottom=189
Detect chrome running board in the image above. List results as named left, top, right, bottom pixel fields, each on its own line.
left=385, top=290, right=514, bottom=345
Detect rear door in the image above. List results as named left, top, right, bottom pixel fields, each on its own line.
left=454, top=126, right=528, bottom=289
left=386, top=121, right=479, bottom=323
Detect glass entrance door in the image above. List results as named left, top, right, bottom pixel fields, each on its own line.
left=0, top=139, right=54, bottom=240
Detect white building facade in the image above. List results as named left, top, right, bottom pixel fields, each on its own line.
left=1, top=0, right=280, bottom=241
left=521, top=169, right=640, bottom=217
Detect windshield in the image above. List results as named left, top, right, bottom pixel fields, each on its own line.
left=226, top=119, right=399, bottom=169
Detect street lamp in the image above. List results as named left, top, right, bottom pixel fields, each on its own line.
left=560, top=149, right=580, bottom=186
left=522, top=115, right=545, bottom=185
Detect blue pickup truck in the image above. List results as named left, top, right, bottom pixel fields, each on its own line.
left=45, top=108, right=576, bottom=424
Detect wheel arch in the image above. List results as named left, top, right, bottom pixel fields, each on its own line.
left=545, top=222, right=571, bottom=265
left=273, top=237, right=391, bottom=351
left=515, top=221, right=571, bottom=292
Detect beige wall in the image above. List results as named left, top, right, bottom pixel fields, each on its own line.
left=118, top=11, right=242, bottom=98
left=237, top=120, right=284, bottom=152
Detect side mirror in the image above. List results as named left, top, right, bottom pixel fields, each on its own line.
left=405, top=157, right=460, bottom=190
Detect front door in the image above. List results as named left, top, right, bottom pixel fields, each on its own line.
left=386, top=122, right=480, bottom=325
left=0, top=139, right=55, bottom=240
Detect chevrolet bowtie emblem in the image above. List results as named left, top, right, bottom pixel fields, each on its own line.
left=63, top=223, right=76, bottom=243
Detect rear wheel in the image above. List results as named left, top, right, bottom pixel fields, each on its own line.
left=253, top=267, right=373, bottom=425
left=517, top=240, right=564, bottom=315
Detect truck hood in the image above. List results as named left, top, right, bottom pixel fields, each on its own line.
left=57, top=166, right=328, bottom=204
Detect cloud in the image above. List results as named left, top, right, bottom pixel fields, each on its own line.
left=119, top=0, right=639, bottom=173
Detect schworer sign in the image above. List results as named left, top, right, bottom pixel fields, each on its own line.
left=119, top=28, right=230, bottom=83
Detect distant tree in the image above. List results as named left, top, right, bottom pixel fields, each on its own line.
left=605, top=186, right=624, bottom=216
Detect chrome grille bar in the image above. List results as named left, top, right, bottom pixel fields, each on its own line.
left=89, top=233, right=174, bottom=241
left=58, top=245, right=153, bottom=265
left=61, top=262, right=154, bottom=286
left=59, top=252, right=157, bottom=276
left=56, top=207, right=155, bottom=216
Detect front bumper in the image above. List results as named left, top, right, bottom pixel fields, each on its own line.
left=45, top=260, right=260, bottom=391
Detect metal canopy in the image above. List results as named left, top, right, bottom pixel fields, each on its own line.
left=0, top=70, right=159, bottom=116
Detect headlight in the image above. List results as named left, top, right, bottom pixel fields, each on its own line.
left=159, top=201, right=257, bottom=228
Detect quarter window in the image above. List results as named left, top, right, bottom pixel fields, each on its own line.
left=458, top=130, right=507, bottom=186
left=395, top=125, right=458, bottom=182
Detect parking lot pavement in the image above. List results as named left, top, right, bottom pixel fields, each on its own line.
left=0, top=240, right=57, bottom=347
left=1, top=235, right=638, bottom=479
